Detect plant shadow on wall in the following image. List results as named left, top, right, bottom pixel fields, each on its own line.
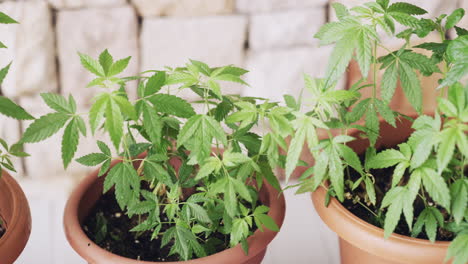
left=19, top=47, right=295, bottom=261
left=284, top=1, right=467, bottom=264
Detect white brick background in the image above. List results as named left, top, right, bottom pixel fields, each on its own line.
left=0, top=0, right=464, bottom=262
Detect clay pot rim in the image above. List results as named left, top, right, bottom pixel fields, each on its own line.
left=64, top=160, right=286, bottom=264
left=0, top=171, right=29, bottom=243
left=315, top=186, right=450, bottom=247
left=311, top=115, right=450, bottom=263
left=0, top=170, right=32, bottom=263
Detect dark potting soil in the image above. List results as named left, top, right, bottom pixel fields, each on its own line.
left=341, top=147, right=461, bottom=242
left=82, top=191, right=232, bottom=262
left=0, top=218, right=5, bottom=239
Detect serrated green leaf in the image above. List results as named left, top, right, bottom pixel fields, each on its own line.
left=141, top=103, right=162, bottom=145
left=178, top=115, right=227, bottom=164
left=148, top=94, right=195, bottom=118
left=381, top=62, right=398, bottom=102
left=0, top=96, right=34, bottom=120
left=325, top=34, right=357, bottom=85
left=450, top=179, right=467, bottom=225
left=400, top=51, right=440, bottom=76
left=446, top=233, right=468, bottom=264
left=225, top=179, right=237, bottom=217
left=108, top=56, right=131, bottom=77
left=356, top=28, right=372, bottom=78
left=145, top=71, right=166, bottom=96
left=398, top=61, right=422, bottom=113
left=446, top=8, right=465, bottom=30
left=212, top=74, right=249, bottom=86
left=78, top=52, right=104, bottom=77
left=387, top=2, right=427, bottom=15
left=375, top=99, right=395, bottom=127
left=420, top=167, right=450, bottom=209
left=99, top=49, right=113, bottom=76
left=390, top=12, right=421, bottom=28
left=367, top=149, right=406, bottom=169
left=190, top=60, right=211, bottom=76
left=62, top=119, right=79, bottom=169
left=411, top=207, right=444, bottom=242
left=21, top=113, right=70, bottom=143
left=437, top=127, right=457, bottom=174
left=328, top=147, right=344, bottom=201
left=76, top=153, right=108, bottom=166
left=392, top=162, right=409, bottom=187
left=331, top=2, right=349, bottom=20
left=112, top=94, right=137, bottom=121
left=186, top=202, right=212, bottom=224
left=105, top=97, right=123, bottom=150
left=365, top=104, right=379, bottom=146
left=0, top=63, right=11, bottom=85
left=89, top=93, right=109, bottom=133
left=103, top=162, right=140, bottom=210
left=40, top=93, right=73, bottom=114
left=0, top=12, right=18, bottom=24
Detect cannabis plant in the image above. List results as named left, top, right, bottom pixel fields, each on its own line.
left=288, top=1, right=467, bottom=263
left=20, top=49, right=293, bottom=260
left=0, top=12, right=33, bottom=176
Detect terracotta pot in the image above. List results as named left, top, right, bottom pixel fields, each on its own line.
left=0, top=170, right=32, bottom=264
left=311, top=116, right=451, bottom=264
left=64, top=159, right=286, bottom=264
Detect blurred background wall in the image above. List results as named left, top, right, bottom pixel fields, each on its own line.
left=0, top=0, right=465, bottom=263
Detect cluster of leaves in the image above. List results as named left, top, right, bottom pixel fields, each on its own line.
left=291, top=1, right=468, bottom=264
left=21, top=50, right=291, bottom=260
left=0, top=12, right=34, bottom=175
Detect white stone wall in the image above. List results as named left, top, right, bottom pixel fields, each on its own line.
left=0, top=0, right=461, bottom=182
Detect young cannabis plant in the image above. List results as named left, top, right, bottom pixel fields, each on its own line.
left=288, top=1, right=467, bottom=263
left=0, top=12, right=33, bottom=175
left=21, top=49, right=295, bottom=260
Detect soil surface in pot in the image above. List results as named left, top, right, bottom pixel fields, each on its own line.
left=83, top=190, right=250, bottom=262
left=341, top=146, right=463, bottom=242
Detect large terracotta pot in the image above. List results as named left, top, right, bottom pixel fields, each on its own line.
left=64, top=159, right=286, bottom=264
left=311, top=116, right=451, bottom=264
left=0, top=170, right=32, bottom=264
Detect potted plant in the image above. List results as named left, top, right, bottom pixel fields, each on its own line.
left=21, top=49, right=290, bottom=262
left=285, top=1, right=467, bottom=263
left=0, top=11, right=34, bottom=264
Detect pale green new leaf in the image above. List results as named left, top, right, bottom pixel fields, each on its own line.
left=108, top=56, right=131, bottom=77
left=78, top=52, right=104, bottom=77
left=99, top=49, right=113, bottom=76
